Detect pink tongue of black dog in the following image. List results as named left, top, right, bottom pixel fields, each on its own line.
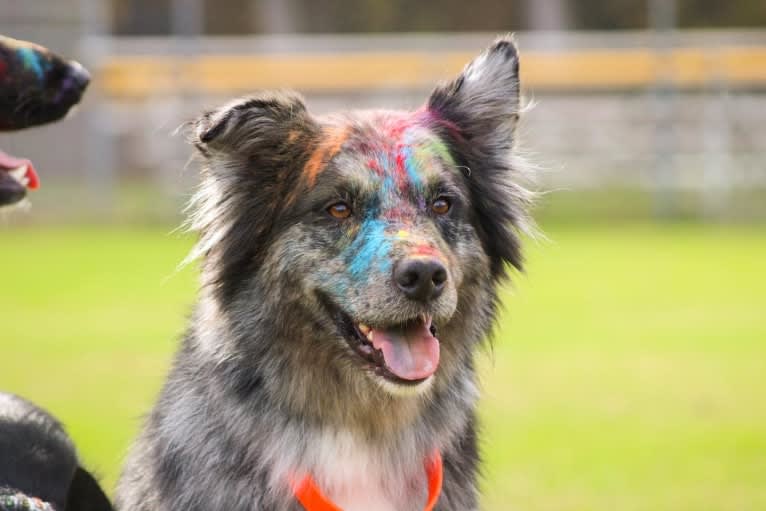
left=0, top=150, right=38, bottom=188
left=0, top=150, right=39, bottom=206
left=370, top=319, right=440, bottom=380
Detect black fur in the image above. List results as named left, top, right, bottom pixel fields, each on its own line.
left=0, top=35, right=89, bottom=131
left=0, top=34, right=90, bottom=207
left=0, top=393, right=114, bottom=511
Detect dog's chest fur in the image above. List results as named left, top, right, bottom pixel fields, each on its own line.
left=299, top=430, right=428, bottom=511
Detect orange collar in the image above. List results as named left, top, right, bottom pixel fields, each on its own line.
left=290, top=450, right=443, bottom=511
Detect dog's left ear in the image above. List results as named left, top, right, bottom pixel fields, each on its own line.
left=184, top=93, right=322, bottom=300
left=427, top=36, right=521, bottom=156
left=190, top=92, right=319, bottom=161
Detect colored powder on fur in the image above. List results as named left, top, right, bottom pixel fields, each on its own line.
left=416, top=107, right=466, bottom=143
left=336, top=114, right=460, bottom=284
left=411, top=244, right=441, bottom=258
left=347, top=216, right=392, bottom=279
left=420, top=137, right=455, bottom=170
left=396, top=124, right=429, bottom=194
left=16, top=47, right=44, bottom=82
left=400, top=143, right=423, bottom=192
left=304, top=126, right=349, bottom=187
left=367, top=158, right=383, bottom=175
left=407, top=132, right=455, bottom=178
left=395, top=122, right=457, bottom=196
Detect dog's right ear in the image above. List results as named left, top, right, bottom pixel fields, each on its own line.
left=191, top=92, right=319, bottom=160
left=424, top=37, right=531, bottom=276
left=65, top=466, right=115, bottom=511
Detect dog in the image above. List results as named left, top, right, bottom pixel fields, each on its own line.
left=117, top=37, right=532, bottom=511
left=0, top=35, right=107, bottom=511
left=0, top=393, right=114, bottom=511
left=0, top=34, right=90, bottom=206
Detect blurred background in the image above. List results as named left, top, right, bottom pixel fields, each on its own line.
left=1, top=1, right=764, bottom=510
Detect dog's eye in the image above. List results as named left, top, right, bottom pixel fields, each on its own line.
left=327, top=201, right=352, bottom=219
left=431, top=197, right=451, bottom=215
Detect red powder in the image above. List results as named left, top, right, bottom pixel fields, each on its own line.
left=411, top=244, right=441, bottom=257
left=367, top=158, right=383, bottom=175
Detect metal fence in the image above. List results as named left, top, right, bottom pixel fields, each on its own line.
left=1, top=9, right=765, bottom=221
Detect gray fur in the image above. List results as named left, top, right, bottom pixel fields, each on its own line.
left=117, top=37, right=530, bottom=511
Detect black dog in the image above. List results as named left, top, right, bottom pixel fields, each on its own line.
left=0, top=34, right=89, bottom=206
left=0, top=36, right=107, bottom=510
left=0, top=393, right=113, bottom=511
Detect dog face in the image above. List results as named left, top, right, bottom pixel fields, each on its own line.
left=274, top=113, right=471, bottom=391
left=0, top=35, right=89, bottom=131
left=0, top=35, right=90, bottom=207
left=188, top=38, right=530, bottom=397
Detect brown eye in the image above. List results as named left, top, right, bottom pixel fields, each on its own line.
left=431, top=197, right=451, bottom=215
left=327, top=201, right=352, bottom=219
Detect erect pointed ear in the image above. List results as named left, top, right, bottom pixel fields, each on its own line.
left=427, top=36, right=520, bottom=153
left=191, top=91, right=319, bottom=160
left=66, top=466, right=115, bottom=511
left=425, top=37, right=531, bottom=277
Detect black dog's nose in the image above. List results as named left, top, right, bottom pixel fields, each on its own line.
left=394, top=258, right=447, bottom=302
left=67, top=60, right=90, bottom=91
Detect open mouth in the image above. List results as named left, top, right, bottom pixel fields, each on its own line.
left=0, top=150, right=39, bottom=189
left=319, top=294, right=441, bottom=386
left=0, top=150, right=39, bottom=206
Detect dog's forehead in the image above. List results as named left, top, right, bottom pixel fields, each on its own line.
left=308, top=110, right=457, bottom=190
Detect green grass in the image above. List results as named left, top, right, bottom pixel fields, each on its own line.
left=1, top=223, right=764, bottom=510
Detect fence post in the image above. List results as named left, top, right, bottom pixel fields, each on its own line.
left=649, top=0, right=678, bottom=219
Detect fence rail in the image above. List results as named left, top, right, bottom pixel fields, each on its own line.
left=97, top=47, right=766, bottom=98
left=2, top=30, right=764, bottom=221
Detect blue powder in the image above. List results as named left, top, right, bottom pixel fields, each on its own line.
left=347, top=216, right=392, bottom=280
left=401, top=144, right=423, bottom=192
left=16, top=48, right=44, bottom=82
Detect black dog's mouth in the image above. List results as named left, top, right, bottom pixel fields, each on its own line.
left=318, top=293, right=440, bottom=386
left=0, top=150, right=39, bottom=206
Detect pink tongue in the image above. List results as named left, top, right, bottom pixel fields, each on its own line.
left=370, top=321, right=440, bottom=381
left=0, top=150, right=28, bottom=169
left=0, top=150, right=39, bottom=189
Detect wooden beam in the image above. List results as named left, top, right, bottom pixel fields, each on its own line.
left=96, top=47, right=766, bottom=98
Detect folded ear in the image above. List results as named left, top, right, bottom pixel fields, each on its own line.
left=426, top=37, right=531, bottom=276
left=427, top=36, right=520, bottom=153
left=191, top=91, right=318, bottom=160
left=185, top=93, right=320, bottom=300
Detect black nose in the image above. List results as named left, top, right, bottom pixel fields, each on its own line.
left=394, top=258, right=448, bottom=302
left=68, top=60, right=90, bottom=91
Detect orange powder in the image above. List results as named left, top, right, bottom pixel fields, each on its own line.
left=303, top=126, right=349, bottom=187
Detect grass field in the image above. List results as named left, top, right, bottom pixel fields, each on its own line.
left=1, top=223, right=764, bottom=510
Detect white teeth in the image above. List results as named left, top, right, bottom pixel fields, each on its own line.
left=366, top=330, right=374, bottom=342
left=7, top=165, right=27, bottom=185
left=358, top=323, right=371, bottom=335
